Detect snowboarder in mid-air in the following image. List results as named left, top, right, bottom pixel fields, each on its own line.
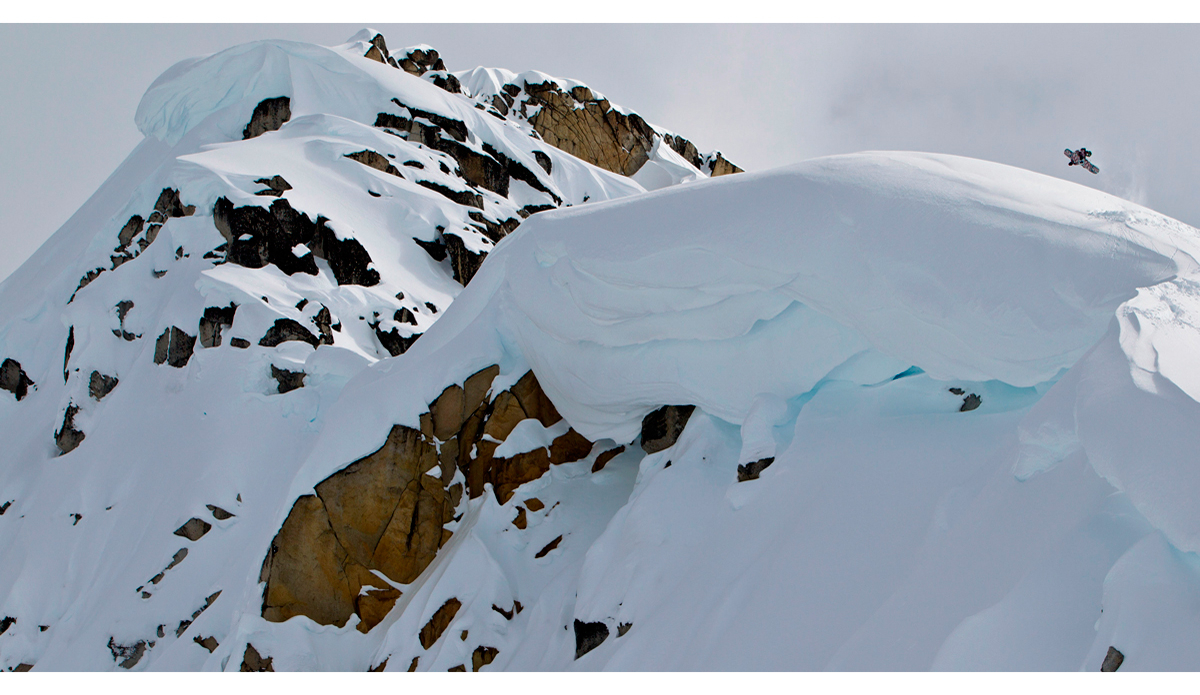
left=1065, top=147, right=1099, bottom=174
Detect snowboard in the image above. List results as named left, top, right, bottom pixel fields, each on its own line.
left=1064, top=148, right=1099, bottom=174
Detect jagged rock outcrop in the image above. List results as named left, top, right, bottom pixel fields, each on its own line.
left=154, top=327, right=196, bottom=368
left=737, top=457, right=774, bottom=482
left=253, top=175, right=292, bottom=197
left=55, top=404, right=85, bottom=455
left=240, top=644, right=274, bottom=671
left=573, top=619, right=609, bottom=659
left=1, top=358, right=34, bottom=401
left=242, top=97, right=291, bottom=140
left=523, top=81, right=656, bottom=177
left=88, top=371, right=118, bottom=401
left=213, top=196, right=379, bottom=286
left=1101, top=646, right=1125, bottom=671
left=198, top=304, right=237, bottom=348
left=259, top=318, right=321, bottom=349
left=270, top=365, right=306, bottom=394
left=260, top=366, right=598, bottom=631
left=640, top=405, right=695, bottom=453
left=419, top=598, right=462, bottom=649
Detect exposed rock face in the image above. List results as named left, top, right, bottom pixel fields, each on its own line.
left=592, top=445, right=625, bottom=472
left=240, top=643, right=274, bottom=671
left=270, top=365, right=306, bottom=394
left=0, top=616, right=14, bottom=635
left=617, top=622, right=632, bottom=637
left=242, top=97, right=291, bottom=140
left=708, top=153, right=743, bottom=177
left=419, top=598, right=462, bottom=649
left=154, top=327, right=196, bottom=368
left=261, top=366, right=597, bottom=631
left=111, top=188, right=196, bottom=269
left=108, top=637, right=150, bottom=669
left=198, top=304, right=237, bottom=348
left=63, top=326, right=74, bottom=382
left=1101, top=646, right=1125, bottom=672
left=344, top=149, right=404, bottom=178
left=88, top=371, right=119, bottom=401
left=534, top=535, right=562, bottom=559
left=640, top=405, right=695, bottom=453
left=214, top=196, right=380, bottom=286
left=573, top=619, right=609, bottom=659
left=55, top=404, right=85, bottom=455
left=472, top=646, right=499, bottom=671
left=259, top=319, right=320, bottom=349
left=254, top=175, right=292, bottom=197
left=960, top=393, right=982, bottom=412
left=174, top=518, right=212, bottom=541
left=737, top=457, right=774, bottom=482
left=523, top=80, right=656, bottom=177
left=114, top=300, right=138, bottom=341
left=1, top=358, right=34, bottom=401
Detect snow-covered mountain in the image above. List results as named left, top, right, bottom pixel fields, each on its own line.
left=5, top=29, right=1200, bottom=673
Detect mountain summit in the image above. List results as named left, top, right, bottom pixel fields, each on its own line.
left=5, top=31, right=1200, bottom=673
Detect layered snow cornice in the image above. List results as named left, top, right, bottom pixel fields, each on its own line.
left=359, top=152, right=1195, bottom=444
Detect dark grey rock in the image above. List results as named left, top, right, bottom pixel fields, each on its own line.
left=206, top=505, right=235, bottom=521
left=259, top=319, right=319, bottom=349
left=174, top=517, right=212, bottom=541
left=271, top=365, right=306, bottom=394
left=230, top=338, right=251, bottom=349
left=253, top=175, right=292, bottom=197
left=88, top=371, right=119, bottom=401
left=960, top=393, right=982, bottom=412
left=242, top=97, right=291, bottom=140
left=1, top=358, right=34, bottom=401
left=55, top=404, right=85, bottom=455
left=444, top=233, right=486, bottom=286
left=573, top=619, right=609, bottom=659
left=199, top=304, right=238, bottom=348
left=640, top=405, right=695, bottom=454
left=108, top=637, right=149, bottom=669
left=617, top=622, right=632, bottom=637
left=1101, top=646, right=1124, bottom=672
left=737, top=457, right=775, bottom=482
left=153, top=327, right=196, bottom=368
left=63, top=326, right=74, bottom=382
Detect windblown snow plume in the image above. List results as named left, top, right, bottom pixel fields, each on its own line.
left=4, top=30, right=1200, bottom=674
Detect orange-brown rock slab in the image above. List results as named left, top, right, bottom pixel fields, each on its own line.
left=356, top=587, right=402, bottom=633
left=372, top=473, right=451, bottom=584
left=419, top=598, right=462, bottom=649
left=261, top=494, right=355, bottom=627
left=549, top=429, right=593, bottom=464
left=473, top=646, right=499, bottom=671
left=592, top=445, right=625, bottom=472
left=315, top=426, right=436, bottom=568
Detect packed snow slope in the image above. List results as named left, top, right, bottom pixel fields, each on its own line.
left=242, top=150, right=1200, bottom=672
left=0, top=30, right=739, bottom=672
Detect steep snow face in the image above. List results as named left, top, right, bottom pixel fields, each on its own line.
left=0, top=30, right=731, bottom=672
left=252, top=151, right=1200, bottom=672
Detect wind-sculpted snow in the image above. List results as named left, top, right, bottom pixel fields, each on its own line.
left=478, top=152, right=1196, bottom=442
left=259, top=150, right=1200, bottom=672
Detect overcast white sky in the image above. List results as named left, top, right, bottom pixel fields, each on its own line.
left=3, top=21, right=1200, bottom=282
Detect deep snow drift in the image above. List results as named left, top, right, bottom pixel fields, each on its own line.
left=5, top=31, right=1200, bottom=673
